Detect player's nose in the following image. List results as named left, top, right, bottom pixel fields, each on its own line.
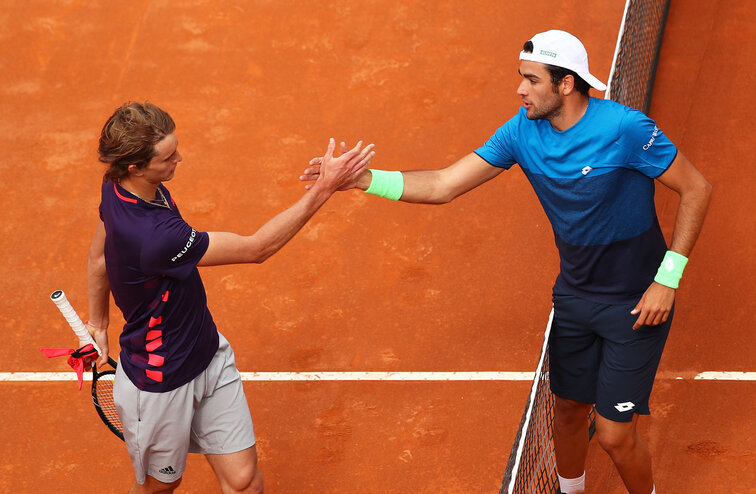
left=517, top=80, right=528, bottom=96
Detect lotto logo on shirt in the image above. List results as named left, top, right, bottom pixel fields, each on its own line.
left=643, top=126, right=660, bottom=150
left=171, top=229, right=197, bottom=262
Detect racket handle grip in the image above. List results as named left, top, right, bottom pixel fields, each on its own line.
left=50, top=290, right=102, bottom=356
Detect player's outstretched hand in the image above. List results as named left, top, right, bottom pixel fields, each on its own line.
left=301, top=139, right=374, bottom=191
left=630, top=282, right=675, bottom=330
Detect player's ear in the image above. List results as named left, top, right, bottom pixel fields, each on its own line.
left=127, top=163, right=142, bottom=176
left=561, top=75, right=575, bottom=95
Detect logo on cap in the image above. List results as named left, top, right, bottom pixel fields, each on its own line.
left=539, top=49, right=557, bottom=58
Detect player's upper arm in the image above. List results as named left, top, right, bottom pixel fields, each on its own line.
left=655, top=151, right=712, bottom=196
left=198, top=232, right=267, bottom=266
left=88, top=220, right=107, bottom=266
left=403, top=152, right=504, bottom=203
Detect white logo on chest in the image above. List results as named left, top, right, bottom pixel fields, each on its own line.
left=581, top=166, right=593, bottom=176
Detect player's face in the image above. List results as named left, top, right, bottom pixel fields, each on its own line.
left=517, top=61, right=563, bottom=121
left=143, top=133, right=182, bottom=183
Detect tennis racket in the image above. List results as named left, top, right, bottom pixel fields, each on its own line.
left=50, top=290, right=124, bottom=441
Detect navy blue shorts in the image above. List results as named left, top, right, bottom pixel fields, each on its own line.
left=549, top=293, right=673, bottom=422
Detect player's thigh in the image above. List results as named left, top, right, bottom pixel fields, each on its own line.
left=593, top=303, right=673, bottom=422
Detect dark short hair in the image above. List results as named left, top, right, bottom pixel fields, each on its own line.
left=98, top=102, right=176, bottom=181
left=522, top=40, right=591, bottom=96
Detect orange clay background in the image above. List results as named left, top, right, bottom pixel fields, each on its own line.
left=1, top=1, right=754, bottom=493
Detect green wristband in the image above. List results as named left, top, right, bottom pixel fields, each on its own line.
left=654, top=250, right=689, bottom=289
left=365, top=170, right=404, bottom=201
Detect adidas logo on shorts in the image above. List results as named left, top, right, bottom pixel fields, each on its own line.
left=159, top=466, right=177, bottom=475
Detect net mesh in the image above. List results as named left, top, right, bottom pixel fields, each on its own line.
left=500, top=1, right=670, bottom=492
left=606, top=0, right=671, bottom=114
left=500, top=333, right=560, bottom=494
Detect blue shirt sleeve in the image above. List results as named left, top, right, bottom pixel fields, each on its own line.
left=474, top=114, right=520, bottom=169
left=617, top=108, right=678, bottom=178
left=141, top=216, right=209, bottom=280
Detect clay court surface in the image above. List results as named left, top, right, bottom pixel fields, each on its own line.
left=1, top=1, right=754, bottom=492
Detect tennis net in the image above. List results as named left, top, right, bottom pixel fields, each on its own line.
left=606, top=0, right=672, bottom=114
left=499, top=2, right=671, bottom=492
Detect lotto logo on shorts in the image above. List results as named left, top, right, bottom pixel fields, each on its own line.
left=614, top=401, right=636, bottom=413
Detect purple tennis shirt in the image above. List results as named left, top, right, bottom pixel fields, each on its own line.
left=99, top=180, right=218, bottom=392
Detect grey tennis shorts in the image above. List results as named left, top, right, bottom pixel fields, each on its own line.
left=113, top=332, right=255, bottom=484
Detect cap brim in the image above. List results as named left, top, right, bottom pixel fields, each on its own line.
left=579, top=72, right=607, bottom=91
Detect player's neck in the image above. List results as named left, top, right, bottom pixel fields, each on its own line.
left=549, top=95, right=590, bottom=132
left=119, top=176, right=160, bottom=202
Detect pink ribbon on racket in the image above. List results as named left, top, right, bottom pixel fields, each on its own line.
left=39, top=344, right=99, bottom=390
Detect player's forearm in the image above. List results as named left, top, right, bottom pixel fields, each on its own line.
left=359, top=154, right=502, bottom=204
left=87, top=222, right=110, bottom=328
left=667, top=177, right=712, bottom=257
left=251, top=184, right=333, bottom=261
left=355, top=169, right=457, bottom=204
left=205, top=184, right=334, bottom=265
left=401, top=170, right=459, bottom=203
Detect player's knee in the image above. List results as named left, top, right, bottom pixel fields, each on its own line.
left=596, top=424, right=635, bottom=455
left=132, top=476, right=182, bottom=494
left=223, top=465, right=263, bottom=494
left=554, top=398, right=592, bottom=428
left=248, top=468, right=264, bottom=494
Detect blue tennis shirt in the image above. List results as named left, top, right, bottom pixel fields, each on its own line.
left=475, top=97, right=678, bottom=304
left=100, top=180, right=218, bottom=392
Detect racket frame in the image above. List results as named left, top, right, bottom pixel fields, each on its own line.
left=92, top=357, right=124, bottom=441
left=50, top=290, right=125, bottom=441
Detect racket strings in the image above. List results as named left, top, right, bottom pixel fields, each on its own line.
left=94, top=373, right=123, bottom=432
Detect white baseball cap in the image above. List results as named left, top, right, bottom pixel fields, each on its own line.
left=519, top=30, right=607, bottom=91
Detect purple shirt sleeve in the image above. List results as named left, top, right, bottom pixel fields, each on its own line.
left=140, top=215, right=209, bottom=280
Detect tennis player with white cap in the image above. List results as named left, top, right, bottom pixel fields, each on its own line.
left=301, top=29, right=711, bottom=493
